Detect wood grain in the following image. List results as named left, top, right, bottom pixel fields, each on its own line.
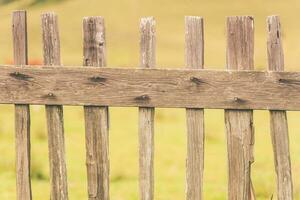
left=225, top=16, right=255, bottom=200
left=267, top=15, right=293, bottom=200
left=185, top=16, right=204, bottom=200
left=1, top=65, right=300, bottom=110
left=41, top=12, right=68, bottom=200
left=12, top=10, right=32, bottom=200
left=83, top=16, right=109, bottom=200
left=139, top=17, right=155, bottom=200
left=15, top=106, right=31, bottom=199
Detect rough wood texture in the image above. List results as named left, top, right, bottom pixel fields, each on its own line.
left=139, top=17, right=155, bottom=200
left=12, top=10, right=32, bottom=200
left=83, top=17, right=109, bottom=200
left=185, top=16, right=204, bottom=200
left=13, top=11, right=28, bottom=66
left=42, top=12, right=68, bottom=200
left=2, top=65, right=300, bottom=110
left=267, top=15, right=293, bottom=200
left=225, top=16, right=255, bottom=200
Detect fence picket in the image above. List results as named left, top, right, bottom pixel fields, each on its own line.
left=185, top=16, right=204, bottom=200
left=225, top=16, right=255, bottom=200
left=83, top=16, right=110, bottom=200
left=267, top=15, right=293, bottom=200
left=41, top=12, right=68, bottom=200
left=3, top=11, right=300, bottom=199
left=139, top=17, right=155, bottom=200
left=12, top=10, right=32, bottom=200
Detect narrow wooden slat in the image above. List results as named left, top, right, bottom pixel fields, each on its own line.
left=13, top=11, right=32, bottom=200
left=267, top=15, right=293, bottom=200
left=139, top=17, right=155, bottom=200
left=83, top=16, right=109, bottom=200
left=185, top=16, right=204, bottom=200
left=225, top=16, right=255, bottom=200
left=2, top=65, right=300, bottom=110
left=41, top=12, right=68, bottom=200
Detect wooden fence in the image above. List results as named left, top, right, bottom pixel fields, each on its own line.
left=5, top=10, right=294, bottom=200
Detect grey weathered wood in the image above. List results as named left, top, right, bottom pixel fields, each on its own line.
left=12, top=10, right=32, bottom=200
left=13, top=11, right=28, bottom=66
left=267, top=15, right=293, bottom=200
left=225, top=16, right=255, bottom=200
left=41, top=12, right=68, bottom=200
left=2, top=65, right=300, bottom=110
left=185, top=16, right=204, bottom=200
left=83, top=16, right=109, bottom=200
left=139, top=17, right=155, bottom=200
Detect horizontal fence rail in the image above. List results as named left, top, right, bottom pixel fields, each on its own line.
left=0, top=9, right=295, bottom=200
left=1, top=65, right=300, bottom=110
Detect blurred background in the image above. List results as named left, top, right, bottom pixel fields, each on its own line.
left=1, top=0, right=300, bottom=199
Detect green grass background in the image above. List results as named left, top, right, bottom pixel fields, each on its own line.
left=1, top=0, right=300, bottom=199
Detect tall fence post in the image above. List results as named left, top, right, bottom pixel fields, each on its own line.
left=41, top=12, right=68, bottom=200
left=12, top=10, right=32, bottom=200
left=83, top=16, right=110, bottom=200
left=139, top=17, right=155, bottom=200
left=185, top=16, right=205, bottom=200
left=267, top=15, right=293, bottom=200
left=225, top=16, right=255, bottom=200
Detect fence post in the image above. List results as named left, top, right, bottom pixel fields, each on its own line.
left=41, top=12, right=68, bottom=200
left=12, top=10, right=32, bottom=200
left=185, top=16, right=204, bottom=200
left=225, top=16, right=255, bottom=200
left=139, top=17, right=155, bottom=200
left=267, top=15, right=293, bottom=200
left=83, top=16, right=110, bottom=200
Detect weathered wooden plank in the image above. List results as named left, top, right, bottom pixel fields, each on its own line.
left=139, top=17, right=155, bottom=200
left=267, top=15, right=293, bottom=200
left=185, top=16, right=204, bottom=200
left=13, top=11, right=28, bottom=66
left=41, top=12, right=68, bottom=200
left=12, top=10, right=32, bottom=200
left=225, top=16, right=255, bottom=200
left=83, top=16, right=109, bottom=200
left=1, top=65, right=300, bottom=110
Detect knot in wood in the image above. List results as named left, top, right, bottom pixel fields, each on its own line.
left=233, top=97, right=246, bottom=104
left=89, top=76, right=106, bottom=83
left=48, top=93, right=54, bottom=97
left=190, top=77, right=205, bottom=85
left=9, top=72, right=32, bottom=81
left=135, top=94, right=150, bottom=102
